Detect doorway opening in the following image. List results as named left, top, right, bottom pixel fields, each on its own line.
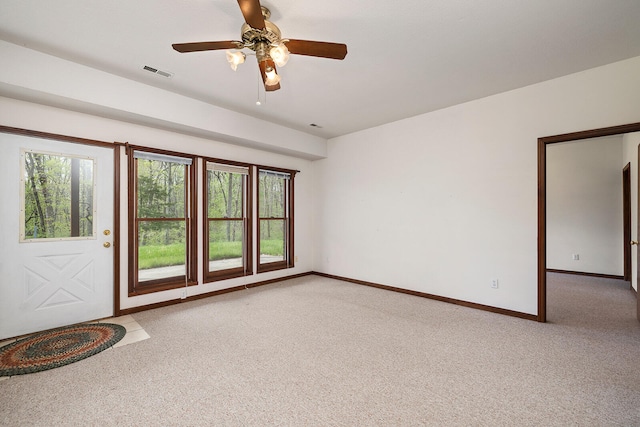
left=538, top=122, right=640, bottom=322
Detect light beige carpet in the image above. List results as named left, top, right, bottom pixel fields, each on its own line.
left=0, top=273, right=639, bottom=426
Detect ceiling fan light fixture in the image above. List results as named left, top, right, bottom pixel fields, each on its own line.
left=265, top=66, right=281, bottom=86
left=172, top=1, right=348, bottom=93
left=226, top=50, right=246, bottom=71
left=270, top=42, right=290, bottom=67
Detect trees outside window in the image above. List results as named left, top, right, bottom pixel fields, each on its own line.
left=204, top=161, right=251, bottom=281
left=22, top=151, right=95, bottom=241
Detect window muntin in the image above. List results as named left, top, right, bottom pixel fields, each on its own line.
left=21, top=150, right=96, bottom=241
left=257, top=169, right=293, bottom=272
left=204, top=162, right=251, bottom=281
left=129, top=149, right=195, bottom=294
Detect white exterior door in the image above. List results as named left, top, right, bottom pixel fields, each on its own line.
left=0, top=133, right=114, bottom=339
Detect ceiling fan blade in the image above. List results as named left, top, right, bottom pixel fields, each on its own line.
left=172, top=41, right=241, bottom=53
left=237, top=0, right=266, bottom=29
left=285, top=39, right=348, bottom=60
left=258, top=59, right=281, bottom=91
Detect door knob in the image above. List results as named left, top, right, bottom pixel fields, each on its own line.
left=631, top=241, right=638, bottom=246
left=103, top=242, right=111, bottom=248
left=103, top=230, right=111, bottom=236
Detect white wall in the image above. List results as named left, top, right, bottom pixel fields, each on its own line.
left=313, top=56, right=640, bottom=316
left=546, top=136, right=623, bottom=275
left=0, top=40, right=327, bottom=160
left=3, top=43, right=640, bottom=318
left=623, top=132, right=640, bottom=291
left=0, top=97, right=315, bottom=310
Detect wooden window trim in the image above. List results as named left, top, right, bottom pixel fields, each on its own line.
left=256, top=168, right=296, bottom=274
left=127, top=146, right=198, bottom=295
left=202, top=158, right=253, bottom=283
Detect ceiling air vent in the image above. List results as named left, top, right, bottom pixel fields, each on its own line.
left=142, top=65, right=173, bottom=78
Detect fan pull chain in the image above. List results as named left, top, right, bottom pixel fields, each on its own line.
left=256, top=74, right=262, bottom=106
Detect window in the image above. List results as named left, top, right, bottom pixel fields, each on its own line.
left=128, top=149, right=196, bottom=294
left=203, top=161, right=252, bottom=281
left=21, top=150, right=95, bottom=241
left=257, top=168, right=294, bottom=273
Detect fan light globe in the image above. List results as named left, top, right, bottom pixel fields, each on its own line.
left=270, top=42, right=290, bottom=67
left=265, top=67, right=281, bottom=86
left=226, top=51, right=246, bottom=71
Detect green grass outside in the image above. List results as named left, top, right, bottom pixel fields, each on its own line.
left=138, top=240, right=284, bottom=270
left=259, top=239, right=285, bottom=257
left=138, top=244, right=186, bottom=270
left=209, top=241, right=243, bottom=261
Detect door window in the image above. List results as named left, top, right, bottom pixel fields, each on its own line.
left=21, top=150, right=96, bottom=241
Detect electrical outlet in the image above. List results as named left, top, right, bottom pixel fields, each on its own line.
left=491, top=279, right=499, bottom=289
left=572, top=254, right=580, bottom=261
left=180, top=290, right=187, bottom=299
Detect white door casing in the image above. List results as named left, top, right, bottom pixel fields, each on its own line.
left=0, top=133, right=114, bottom=339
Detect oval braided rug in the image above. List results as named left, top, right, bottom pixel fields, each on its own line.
left=0, top=323, right=126, bottom=376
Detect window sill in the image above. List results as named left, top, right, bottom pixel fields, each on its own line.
left=204, top=268, right=252, bottom=283
left=256, top=261, right=293, bottom=274
left=129, top=279, right=197, bottom=297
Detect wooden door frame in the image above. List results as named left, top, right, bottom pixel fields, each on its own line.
left=0, top=125, right=122, bottom=317
left=623, top=163, right=631, bottom=282
left=538, top=122, right=640, bottom=323
left=636, top=146, right=640, bottom=321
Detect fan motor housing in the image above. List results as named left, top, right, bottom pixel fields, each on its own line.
left=241, top=6, right=281, bottom=51
left=241, top=20, right=282, bottom=48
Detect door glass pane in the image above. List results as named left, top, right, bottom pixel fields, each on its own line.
left=259, top=219, right=285, bottom=264
left=137, top=159, right=185, bottom=218
left=209, top=220, right=244, bottom=271
left=22, top=151, right=95, bottom=240
left=259, top=172, right=285, bottom=218
left=138, top=220, right=186, bottom=282
left=207, top=170, right=243, bottom=218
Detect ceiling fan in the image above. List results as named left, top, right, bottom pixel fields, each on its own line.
left=172, top=0, right=348, bottom=92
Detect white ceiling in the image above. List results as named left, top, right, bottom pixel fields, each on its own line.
left=1, top=0, right=640, bottom=139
